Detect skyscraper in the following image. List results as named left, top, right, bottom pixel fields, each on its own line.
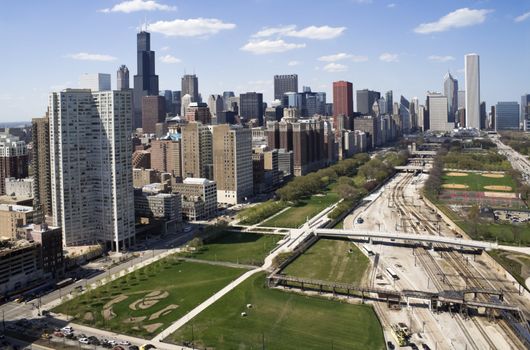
left=465, top=54, right=480, bottom=129
left=117, top=65, right=130, bottom=90
left=356, top=89, right=381, bottom=115
left=0, top=133, right=28, bottom=195
left=223, top=91, right=235, bottom=111
left=213, top=124, right=253, bottom=204
left=133, top=30, right=159, bottom=130
left=49, top=89, right=135, bottom=251
left=444, top=72, right=458, bottom=123
left=274, top=74, right=298, bottom=100
left=207, top=95, right=224, bottom=123
left=521, top=94, right=530, bottom=125
left=427, top=93, right=452, bottom=131
left=32, top=115, right=52, bottom=218
left=181, top=122, right=213, bottom=180
left=457, top=90, right=466, bottom=110
left=333, top=81, right=353, bottom=118
left=79, top=73, right=111, bottom=91
left=385, top=91, right=393, bottom=115
left=181, top=74, right=199, bottom=102
left=141, top=95, right=166, bottom=133
left=240, top=92, right=264, bottom=126
left=495, top=102, right=520, bottom=131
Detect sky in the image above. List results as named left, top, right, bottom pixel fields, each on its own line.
left=1, top=0, right=530, bottom=122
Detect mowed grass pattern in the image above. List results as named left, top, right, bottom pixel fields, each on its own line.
left=283, top=238, right=370, bottom=285
left=182, top=231, right=282, bottom=266
left=442, top=172, right=517, bottom=192
left=170, top=274, right=385, bottom=350
left=261, top=191, right=340, bottom=228
left=53, top=259, right=244, bottom=338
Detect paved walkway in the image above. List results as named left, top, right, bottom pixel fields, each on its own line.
left=178, top=257, right=257, bottom=270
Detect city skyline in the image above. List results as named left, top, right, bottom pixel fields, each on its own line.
left=1, top=0, right=530, bottom=122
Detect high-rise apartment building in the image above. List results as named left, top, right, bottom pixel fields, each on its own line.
left=495, top=102, right=520, bottom=131
left=356, top=89, right=381, bottom=115
left=181, top=74, right=199, bottom=102
left=212, top=125, right=253, bottom=204
left=274, top=74, right=298, bottom=100
left=333, top=81, right=354, bottom=118
left=465, top=54, right=480, bottom=129
left=49, top=89, right=135, bottom=251
left=133, top=31, right=159, bottom=130
left=31, top=116, right=51, bottom=218
left=444, top=72, right=458, bottom=123
left=150, top=137, right=182, bottom=180
left=0, top=133, right=28, bottom=196
left=117, top=65, right=130, bottom=90
left=181, top=122, right=213, bottom=180
left=240, top=92, right=264, bottom=126
left=184, top=102, right=211, bottom=124
left=142, top=95, right=166, bottom=133
left=427, top=93, right=452, bottom=131
left=79, top=73, right=111, bottom=92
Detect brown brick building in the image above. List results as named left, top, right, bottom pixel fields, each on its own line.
left=142, top=95, right=166, bottom=133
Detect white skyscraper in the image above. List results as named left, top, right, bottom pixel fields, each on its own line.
left=465, top=54, right=480, bottom=129
left=49, top=89, right=135, bottom=251
left=79, top=73, right=111, bottom=91
left=427, top=93, right=453, bottom=131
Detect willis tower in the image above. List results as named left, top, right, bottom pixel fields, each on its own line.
left=133, top=30, right=159, bottom=130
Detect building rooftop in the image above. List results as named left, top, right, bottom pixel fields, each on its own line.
left=0, top=204, right=34, bottom=213
left=183, top=178, right=215, bottom=185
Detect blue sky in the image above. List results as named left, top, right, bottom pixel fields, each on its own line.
left=1, top=0, right=529, bottom=122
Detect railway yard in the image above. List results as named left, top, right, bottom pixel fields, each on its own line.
left=341, top=171, right=530, bottom=349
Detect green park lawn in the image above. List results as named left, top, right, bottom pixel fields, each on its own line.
left=169, top=273, right=385, bottom=350
left=442, top=172, right=517, bottom=192
left=260, top=191, right=340, bottom=228
left=282, top=238, right=370, bottom=285
left=53, top=259, right=244, bottom=339
left=181, top=231, right=282, bottom=266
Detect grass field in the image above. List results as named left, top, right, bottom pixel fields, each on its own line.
left=53, top=259, right=244, bottom=338
left=489, top=250, right=530, bottom=290
left=442, top=172, right=517, bottom=192
left=181, top=231, right=282, bottom=266
left=261, top=191, right=340, bottom=228
left=169, top=273, right=385, bottom=350
left=282, top=238, right=369, bottom=284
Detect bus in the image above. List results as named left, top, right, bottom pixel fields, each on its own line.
left=386, top=268, right=399, bottom=280
left=56, top=278, right=74, bottom=289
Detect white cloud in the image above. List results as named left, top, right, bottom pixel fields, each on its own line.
left=67, top=52, right=117, bottom=62
left=159, top=54, right=181, bottom=64
left=149, top=18, right=236, bottom=37
left=253, top=24, right=346, bottom=40
left=428, top=55, right=455, bottom=62
left=160, top=46, right=170, bottom=51
left=288, top=60, right=301, bottom=66
left=323, top=63, right=348, bottom=72
left=100, top=0, right=176, bottom=13
left=414, top=8, right=492, bottom=34
left=515, top=11, right=530, bottom=23
left=379, top=52, right=399, bottom=62
left=318, top=53, right=368, bottom=62
left=240, top=40, right=306, bottom=55
left=352, top=0, right=373, bottom=3
left=387, top=3, right=396, bottom=8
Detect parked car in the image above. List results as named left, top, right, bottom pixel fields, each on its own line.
left=79, top=337, right=89, bottom=344
left=357, top=217, right=364, bottom=224
left=118, top=340, right=131, bottom=346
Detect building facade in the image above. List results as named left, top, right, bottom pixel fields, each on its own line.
left=495, top=102, right=520, bottom=131
left=181, top=122, right=213, bottom=179
left=240, top=92, right=264, bottom=126
left=117, top=65, right=130, bottom=90
left=173, top=177, right=217, bottom=220
left=274, top=74, right=298, bottom=100
left=31, top=116, right=51, bottom=217
left=0, top=133, right=28, bottom=196
left=181, top=74, right=199, bottom=102
left=142, top=95, right=166, bottom=133
left=79, top=73, right=111, bottom=91
left=465, top=54, right=480, bottom=129
left=133, top=31, right=159, bottom=129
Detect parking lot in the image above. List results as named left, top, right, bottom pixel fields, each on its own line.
left=494, top=209, right=530, bottom=223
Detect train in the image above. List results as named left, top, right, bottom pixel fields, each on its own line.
left=386, top=267, right=399, bottom=280
left=362, top=246, right=375, bottom=256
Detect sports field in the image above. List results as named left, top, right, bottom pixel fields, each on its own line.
left=442, top=171, right=517, bottom=192
left=53, top=259, right=244, bottom=338
left=282, top=238, right=369, bottom=284
left=169, top=273, right=385, bottom=350
left=260, top=191, right=340, bottom=228
left=181, top=231, right=281, bottom=266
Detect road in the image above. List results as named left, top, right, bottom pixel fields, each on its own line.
left=491, top=134, right=530, bottom=184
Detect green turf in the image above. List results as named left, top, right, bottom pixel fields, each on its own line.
left=261, top=191, right=340, bottom=228
left=52, top=259, right=244, bottom=338
left=182, top=231, right=282, bottom=266
left=169, top=273, right=385, bottom=350
left=488, top=250, right=530, bottom=290
left=282, top=238, right=369, bottom=284
left=442, top=172, right=517, bottom=192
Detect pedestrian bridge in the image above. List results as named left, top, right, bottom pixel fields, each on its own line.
left=314, top=228, right=498, bottom=250
left=395, top=165, right=430, bottom=173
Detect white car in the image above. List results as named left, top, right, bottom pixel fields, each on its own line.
left=61, top=326, right=73, bottom=332
left=79, top=338, right=89, bottom=344
left=107, top=340, right=117, bottom=346
left=118, top=340, right=131, bottom=346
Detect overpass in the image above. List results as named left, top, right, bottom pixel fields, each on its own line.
left=411, top=150, right=436, bottom=156
left=395, top=165, right=430, bottom=173
left=314, top=228, right=499, bottom=250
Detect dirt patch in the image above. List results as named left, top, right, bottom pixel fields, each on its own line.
left=102, top=294, right=128, bottom=320
left=483, top=185, right=512, bottom=191
left=442, top=184, right=469, bottom=189
left=83, top=312, right=94, bottom=321
left=123, top=316, right=146, bottom=324
left=129, top=290, right=169, bottom=310
left=482, top=173, right=505, bottom=178
left=446, top=172, right=469, bottom=177
left=148, top=304, right=179, bottom=321
left=102, top=308, right=116, bottom=320
left=143, top=323, right=163, bottom=333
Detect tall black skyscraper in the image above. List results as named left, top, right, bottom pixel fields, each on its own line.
left=182, top=74, right=199, bottom=102
left=240, top=92, right=264, bottom=126
left=356, top=89, right=381, bottom=115
left=274, top=74, right=298, bottom=100
left=133, top=31, right=159, bottom=129
left=117, top=65, right=130, bottom=90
